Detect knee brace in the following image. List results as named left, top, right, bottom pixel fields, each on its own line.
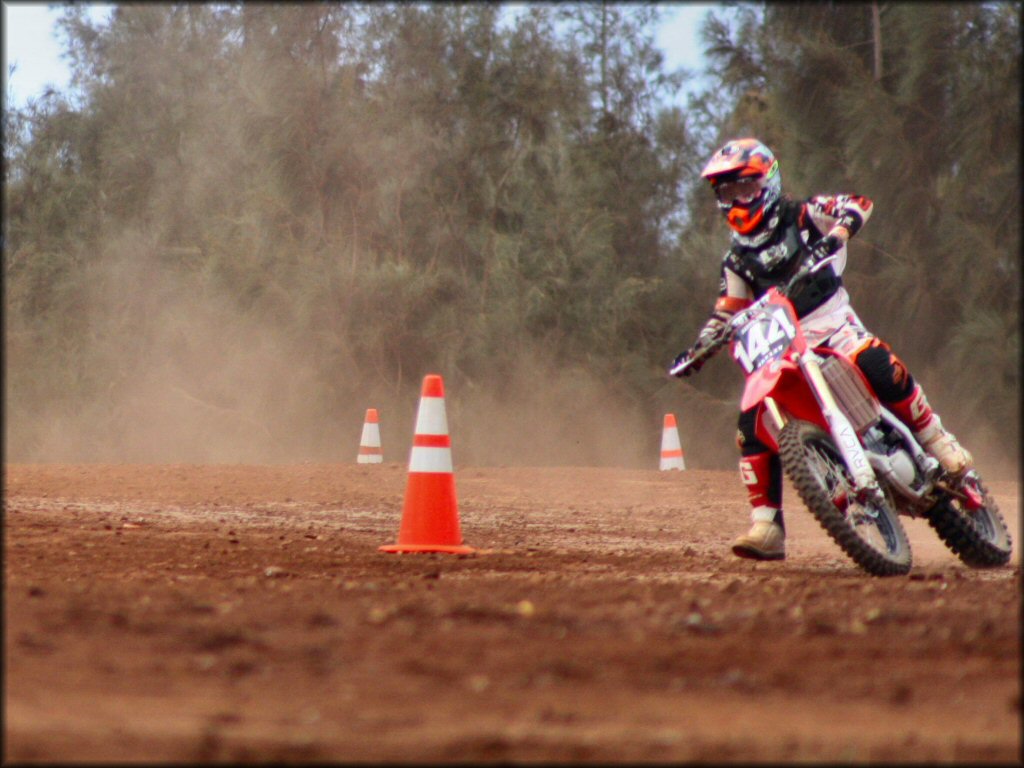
left=854, top=342, right=936, bottom=431
left=737, top=406, right=771, bottom=455
left=854, top=341, right=915, bottom=404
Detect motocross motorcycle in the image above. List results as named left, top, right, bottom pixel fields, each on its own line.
left=669, top=257, right=1012, bottom=577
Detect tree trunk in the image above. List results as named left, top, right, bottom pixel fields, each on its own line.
left=872, top=1, right=883, bottom=82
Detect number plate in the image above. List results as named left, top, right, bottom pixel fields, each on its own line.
left=732, top=306, right=797, bottom=374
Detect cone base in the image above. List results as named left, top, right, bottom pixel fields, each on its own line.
left=379, top=543, right=475, bottom=555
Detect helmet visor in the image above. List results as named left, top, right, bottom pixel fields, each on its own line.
left=714, top=177, right=764, bottom=206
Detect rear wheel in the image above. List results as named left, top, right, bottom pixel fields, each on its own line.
left=926, top=474, right=1012, bottom=567
left=779, top=420, right=912, bottom=576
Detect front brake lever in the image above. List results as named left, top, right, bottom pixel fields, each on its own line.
left=667, top=326, right=732, bottom=377
left=782, top=253, right=838, bottom=296
left=809, top=253, right=839, bottom=273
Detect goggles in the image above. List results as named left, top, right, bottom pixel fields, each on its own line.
left=714, top=177, right=764, bottom=206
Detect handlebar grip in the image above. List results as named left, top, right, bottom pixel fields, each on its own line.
left=668, top=332, right=727, bottom=376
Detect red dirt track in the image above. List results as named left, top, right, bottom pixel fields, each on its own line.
left=4, top=463, right=1020, bottom=762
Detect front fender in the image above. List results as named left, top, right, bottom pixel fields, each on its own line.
left=740, top=358, right=799, bottom=412
left=746, top=362, right=831, bottom=452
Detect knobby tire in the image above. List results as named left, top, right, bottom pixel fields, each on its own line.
left=779, top=420, right=912, bottom=577
left=925, top=483, right=1012, bottom=567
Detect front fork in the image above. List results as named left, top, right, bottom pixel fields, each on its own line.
left=781, top=352, right=886, bottom=507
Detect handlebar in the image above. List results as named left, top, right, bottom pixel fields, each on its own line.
left=782, top=252, right=837, bottom=296
left=668, top=254, right=837, bottom=377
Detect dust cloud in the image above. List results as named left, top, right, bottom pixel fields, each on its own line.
left=447, top=354, right=738, bottom=470
left=6, top=229, right=327, bottom=464
left=4, top=240, right=1014, bottom=481
left=4, top=228, right=742, bottom=470
left=6, top=235, right=1014, bottom=483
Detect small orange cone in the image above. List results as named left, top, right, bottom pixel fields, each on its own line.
left=357, top=408, right=383, bottom=464
left=660, top=413, right=686, bottom=471
left=379, top=374, right=474, bottom=554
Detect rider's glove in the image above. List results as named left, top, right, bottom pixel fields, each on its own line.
left=697, top=314, right=728, bottom=347
left=809, top=233, right=844, bottom=264
left=672, top=309, right=732, bottom=377
left=672, top=311, right=730, bottom=377
left=671, top=347, right=704, bottom=378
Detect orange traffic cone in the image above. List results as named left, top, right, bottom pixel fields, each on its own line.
left=357, top=408, right=383, bottom=463
left=660, top=413, right=686, bottom=471
left=379, top=374, right=474, bottom=554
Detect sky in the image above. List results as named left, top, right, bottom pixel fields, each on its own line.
left=2, top=2, right=717, bottom=109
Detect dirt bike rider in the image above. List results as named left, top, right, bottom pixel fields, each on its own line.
left=672, top=138, right=973, bottom=562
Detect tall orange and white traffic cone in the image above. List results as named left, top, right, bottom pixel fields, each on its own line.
left=357, top=408, right=383, bottom=464
left=379, top=374, right=474, bottom=554
left=660, top=413, right=686, bottom=471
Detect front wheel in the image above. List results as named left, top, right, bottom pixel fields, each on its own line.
left=925, top=474, right=1012, bottom=567
left=778, top=420, right=912, bottom=576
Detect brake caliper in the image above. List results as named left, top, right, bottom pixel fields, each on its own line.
left=959, top=471, right=985, bottom=511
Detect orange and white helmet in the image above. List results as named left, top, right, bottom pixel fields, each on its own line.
left=701, top=138, right=782, bottom=239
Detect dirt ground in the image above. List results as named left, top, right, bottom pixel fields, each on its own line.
left=4, top=462, right=1020, bottom=763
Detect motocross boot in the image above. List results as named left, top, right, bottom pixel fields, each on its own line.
left=915, top=415, right=973, bottom=477
left=732, top=507, right=786, bottom=561
left=887, top=384, right=973, bottom=476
